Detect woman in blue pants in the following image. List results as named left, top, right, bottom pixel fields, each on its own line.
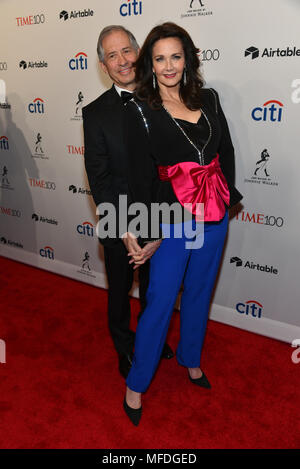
left=123, top=22, right=242, bottom=425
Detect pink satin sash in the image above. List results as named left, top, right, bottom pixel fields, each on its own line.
left=157, top=155, right=230, bottom=221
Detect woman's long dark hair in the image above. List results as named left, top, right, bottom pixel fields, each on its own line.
left=135, top=22, right=205, bottom=110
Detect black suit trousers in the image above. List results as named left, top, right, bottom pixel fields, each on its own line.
left=104, top=241, right=149, bottom=356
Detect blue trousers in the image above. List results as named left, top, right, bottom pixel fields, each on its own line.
left=126, top=211, right=229, bottom=393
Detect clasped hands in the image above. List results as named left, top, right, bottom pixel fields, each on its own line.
left=122, top=232, right=162, bottom=269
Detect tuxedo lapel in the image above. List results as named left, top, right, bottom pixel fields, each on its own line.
left=104, top=85, right=126, bottom=144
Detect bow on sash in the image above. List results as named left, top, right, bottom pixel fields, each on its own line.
left=157, top=155, right=230, bottom=221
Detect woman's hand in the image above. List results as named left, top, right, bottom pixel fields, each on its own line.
left=128, top=239, right=162, bottom=269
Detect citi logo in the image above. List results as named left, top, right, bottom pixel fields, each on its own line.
left=236, top=300, right=263, bottom=318
left=230, top=257, right=278, bottom=274
left=59, top=9, right=94, bottom=21
left=68, top=184, right=92, bottom=196
left=67, top=145, right=84, bottom=155
left=28, top=98, right=45, bottom=114
left=29, top=178, right=56, bottom=190
left=0, top=136, right=9, bottom=150
left=77, top=221, right=94, bottom=236
left=251, top=100, right=283, bottom=122
left=1, top=206, right=21, bottom=217
left=19, top=60, right=48, bottom=69
left=120, top=0, right=143, bottom=16
left=69, top=52, right=88, bottom=71
left=245, top=46, right=259, bottom=59
left=39, top=246, right=54, bottom=259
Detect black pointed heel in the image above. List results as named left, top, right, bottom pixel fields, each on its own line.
left=123, top=398, right=142, bottom=426
left=188, top=371, right=211, bottom=389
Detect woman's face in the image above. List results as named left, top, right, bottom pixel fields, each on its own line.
left=152, top=37, right=185, bottom=90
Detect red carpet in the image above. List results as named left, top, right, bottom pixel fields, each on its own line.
left=0, top=256, right=299, bottom=449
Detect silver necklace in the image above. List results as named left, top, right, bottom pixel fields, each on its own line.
left=161, top=103, right=212, bottom=166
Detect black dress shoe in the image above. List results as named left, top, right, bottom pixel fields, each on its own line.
left=118, top=353, right=133, bottom=379
left=123, top=398, right=142, bottom=426
left=188, top=371, right=211, bottom=389
left=161, top=342, right=174, bottom=360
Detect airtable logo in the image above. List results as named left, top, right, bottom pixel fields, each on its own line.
left=69, top=52, right=88, bottom=70
left=59, top=9, right=94, bottom=21
left=19, top=60, right=48, bottom=70
left=251, top=100, right=283, bottom=122
left=120, top=0, right=143, bottom=16
left=245, top=46, right=259, bottom=60
left=32, top=213, right=58, bottom=226
left=28, top=98, right=45, bottom=114
left=0, top=236, right=23, bottom=248
left=68, top=184, right=92, bottom=196
left=230, top=257, right=278, bottom=275
left=0, top=136, right=9, bottom=150
left=245, top=45, right=300, bottom=60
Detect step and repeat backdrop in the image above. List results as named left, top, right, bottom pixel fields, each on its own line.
left=1, top=0, right=299, bottom=343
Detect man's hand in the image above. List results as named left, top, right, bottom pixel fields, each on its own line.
left=128, top=239, right=162, bottom=270
left=122, top=232, right=142, bottom=256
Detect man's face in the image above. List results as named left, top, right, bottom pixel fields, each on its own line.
left=100, top=30, right=138, bottom=90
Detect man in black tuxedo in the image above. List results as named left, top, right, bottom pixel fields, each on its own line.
left=82, top=26, right=174, bottom=379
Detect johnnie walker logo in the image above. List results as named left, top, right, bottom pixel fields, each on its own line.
left=77, top=251, right=96, bottom=278
left=71, top=91, right=84, bottom=121
left=181, top=0, right=213, bottom=19
left=0, top=166, right=14, bottom=190
left=244, top=148, right=279, bottom=187
left=32, top=132, right=49, bottom=159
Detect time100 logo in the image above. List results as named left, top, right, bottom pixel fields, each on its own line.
left=199, top=49, right=220, bottom=61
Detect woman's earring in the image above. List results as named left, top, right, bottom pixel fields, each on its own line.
left=152, top=72, right=156, bottom=89
left=183, top=68, right=187, bottom=86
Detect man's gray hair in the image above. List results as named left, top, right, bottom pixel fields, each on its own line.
left=97, top=25, right=139, bottom=63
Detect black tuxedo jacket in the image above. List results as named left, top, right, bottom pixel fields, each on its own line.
left=82, top=86, right=129, bottom=247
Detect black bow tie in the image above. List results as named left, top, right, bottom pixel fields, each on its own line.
left=121, top=91, right=133, bottom=105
